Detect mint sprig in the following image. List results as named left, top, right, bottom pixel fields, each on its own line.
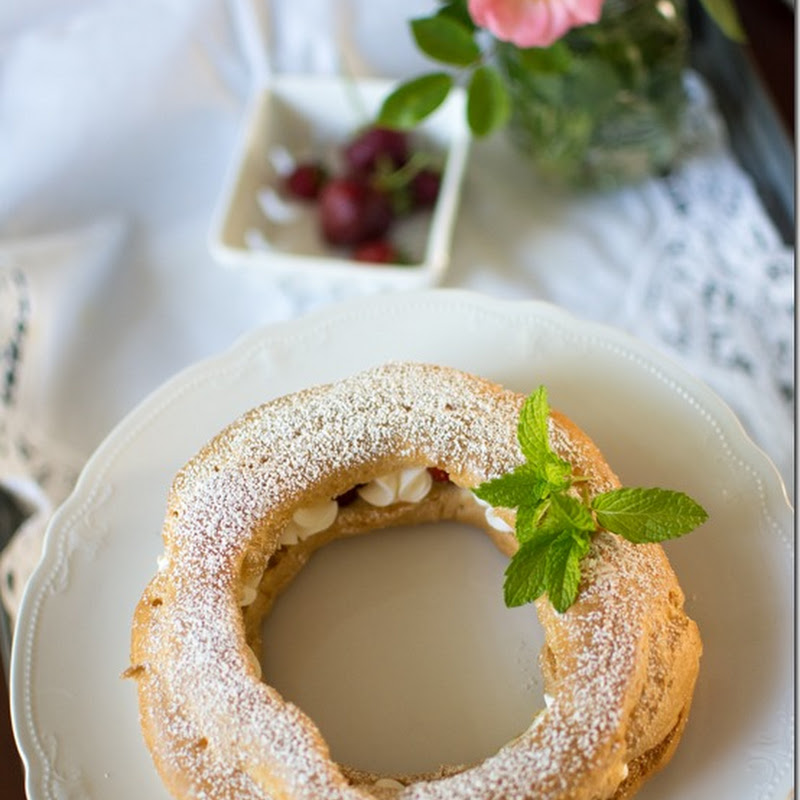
left=474, top=387, right=708, bottom=613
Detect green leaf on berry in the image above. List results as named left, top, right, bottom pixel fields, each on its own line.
left=467, top=65, right=510, bottom=137
left=378, top=73, right=454, bottom=129
left=591, top=487, right=709, bottom=543
left=410, top=15, right=480, bottom=66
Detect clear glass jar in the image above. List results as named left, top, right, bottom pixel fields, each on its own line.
left=494, top=0, right=689, bottom=190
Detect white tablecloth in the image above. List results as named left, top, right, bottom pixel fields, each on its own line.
left=0, top=0, right=794, bottom=621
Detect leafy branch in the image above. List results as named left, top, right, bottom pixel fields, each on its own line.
left=377, top=0, right=746, bottom=138
left=474, top=387, right=708, bottom=612
left=377, top=5, right=511, bottom=138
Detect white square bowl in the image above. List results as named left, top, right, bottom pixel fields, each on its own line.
left=208, top=74, right=470, bottom=289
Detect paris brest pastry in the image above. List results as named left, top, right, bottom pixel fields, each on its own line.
left=126, top=362, right=702, bottom=800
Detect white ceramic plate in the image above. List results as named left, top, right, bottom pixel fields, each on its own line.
left=11, top=290, right=793, bottom=800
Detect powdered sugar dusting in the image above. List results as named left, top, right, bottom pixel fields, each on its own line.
left=130, top=363, right=695, bottom=800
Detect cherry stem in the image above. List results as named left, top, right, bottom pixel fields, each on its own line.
left=372, top=151, right=437, bottom=192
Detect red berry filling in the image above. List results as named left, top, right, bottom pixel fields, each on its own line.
left=427, top=467, right=451, bottom=483
left=335, top=486, right=362, bottom=507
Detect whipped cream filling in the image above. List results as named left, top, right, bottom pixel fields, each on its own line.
left=245, top=645, right=262, bottom=679
left=239, top=573, right=261, bottom=607
left=273, top=468, right=513, bottom=557
left=231, top=468, right=516, bottom=611
left=357, top=467, right=433, bottom=507
left=279, top=499, right=339, bottom=546
left=473, top=495, right=514, bottom=533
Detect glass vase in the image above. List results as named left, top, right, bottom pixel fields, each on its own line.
left=494, top=0, right=689, bottom=190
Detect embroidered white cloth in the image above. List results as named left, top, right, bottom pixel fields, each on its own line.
left=0, top=0, right=793, bottom=623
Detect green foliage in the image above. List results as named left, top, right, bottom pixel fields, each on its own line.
left=381, top=0, right=744, bottom=144
left=699, top=0, right=746, bottom=42
left=377, top=73, right=454, bottom=129
left=544, top=531, right=590, bottom=613
left=517, top=41, right=573, bottom=74
left=467, top=66, right=511, bottom=137
left=503, top=531, right=555, bottom=607
left=411, top=15, right=480, bottom=66
left=591, top=487, right=708, bottom=543
left=474, top=386, right=708, bottom=611
left=434, top=0, right=476, bottom=31
left=473, top=464, right=548, bottom=509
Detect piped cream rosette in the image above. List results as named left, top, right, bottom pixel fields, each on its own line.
left=128, top=363, right=701, bottom=800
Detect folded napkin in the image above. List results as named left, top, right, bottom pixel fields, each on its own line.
left=0, top=220, right=127, bottom=619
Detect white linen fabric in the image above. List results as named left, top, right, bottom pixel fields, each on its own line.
left=0, top=0, right=793, bottom=622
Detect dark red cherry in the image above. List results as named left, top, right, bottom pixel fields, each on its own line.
left=284, top=161, right=328, bottom=200
left=318, top=177, right=393, bottom=246
left=352, top=238, right=399, bottom=264
left=411, top=168, right=441, bottom=209
left=343, top=127, right=410, bottom=174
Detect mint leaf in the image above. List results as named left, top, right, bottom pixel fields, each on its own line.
left=473, top=464, right=547, bottom=509
left=503, top=532, right=557, bottom=607
left=378, top=73, right=453, bottom=129
left=517, top=387, right=571, bottom=490
left=592, top=487, right=708, bottom=543
left=411, top=16, right=480, bottom=66
left=543, top=455, right=572, bottom=491
left=543, top=492, right=596, bottom=533
left=517, top=386, right=551, bottom=463
left=478, top=384, right=708, bottom=614
left=515, top=498, right=551, bottom=543
left=467, top=65, right=510, bottom=137
left=545, top=531, right=590, bottom=612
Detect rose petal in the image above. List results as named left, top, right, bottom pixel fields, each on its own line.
left=468, top=0, right=605, bottom=48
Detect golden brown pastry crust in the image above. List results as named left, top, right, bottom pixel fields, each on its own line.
left=127, top=363, right=701, bottom=800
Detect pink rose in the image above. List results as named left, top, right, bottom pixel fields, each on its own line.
left=468, top=0, right=605, bottom=48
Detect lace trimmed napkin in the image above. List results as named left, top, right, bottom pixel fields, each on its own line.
left=621, top=76, right=794, bottom=484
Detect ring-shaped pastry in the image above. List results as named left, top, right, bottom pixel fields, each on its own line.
left=128, top=362, right=701, bottom=800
